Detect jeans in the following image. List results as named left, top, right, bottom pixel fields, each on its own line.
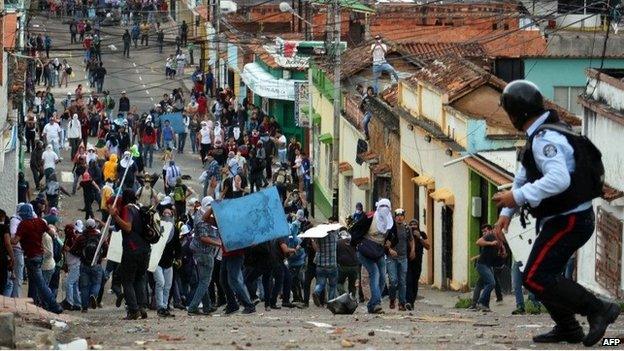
left=120, top=250, right=150, bottom=312
left=475, top=262, right=495, bottom=307
left=406, top=256, right=423, bottom=305
left=142, top=144, right=154, bottom=168
left=4, top=249, right=24, bottom=297
left=189, top=132, right=197, bottom=153
left=220, top=255, right=254, bottom=310
left=314, top=266, right=338, bottom=301
left=188, top=252, right=214, bottom=312
left=25, top=256, right=62, bottom=313
left=43, top=269, right=54, bottom=285
left=362, top=111, right=372, bottom=139
left=154, top=266, right=173, bottom=310
left=337, top=265, right=358, bottom=296
left=96, top=79, right=104, bottom=94
left=277, top=149, right=287, bottom=165
left=386, top=257, right=408, bottom=304
left=164, top=139, right=175, bottom=150
left=372, top=62, right=399, bottom=93
left=358, top=252, right=386, bottom=312
left=177, top=133, right=187, bottom=152
left=123, top=43, right=130, bottom=57
left=98, top=260, right=121, bottom=303
left=79, top=263, right=103, bottom=309
left=288, top=265, right=304, bottom=301
left=512, top=260, right=540, bottom=309
left=49, top=138, right=60, bottom=156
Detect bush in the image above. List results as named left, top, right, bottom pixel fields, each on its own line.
left=454, top=297, right=473, bottom=309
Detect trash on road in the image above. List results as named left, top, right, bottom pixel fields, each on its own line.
left=58, top=338, right=88, bottom=350
left=340, top=339, right=355, bottom=348
left=306, top=321, right=333, bottom=328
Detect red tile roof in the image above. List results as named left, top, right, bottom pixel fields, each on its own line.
left=397, top=42, right=486, bottom=61
left=372, top=163, right=392, bottom=176
left=380, top=85, right=398, bottom=107
left=603, top=184, right=624, bottom=202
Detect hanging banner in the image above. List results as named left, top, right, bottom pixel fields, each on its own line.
left=294, top=81, right=310, bottom=128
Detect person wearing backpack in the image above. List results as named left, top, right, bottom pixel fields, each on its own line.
left=109, top=189, right=151, bottom=320
left=70, top=219, right=106, bottom=312
left=172, top=178, right=193, bottom=216
left=493, top=80, right=618, bottom=347
left=103, top=91, right=115, bottom=119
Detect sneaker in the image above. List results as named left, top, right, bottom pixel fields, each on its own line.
left=139, top=308, right=148, bottom=319
left=312, top=292, right=321, bottom=307
left=165, top=308, right=175, bottom=317
left=269, top=304, right=281, bottom=310
left=475, top=304, right=491, bottom=312
left=241, top=307, right=256, bottom=314
left=252, top=298, right=261, bottom=306
left=123, top=310, right=141, bottom=320
left=512, top=307, right=526, bottom=315
left=187, top=309, right=207, bottom=316
left=282, top=302, right=296, bottom=308
left=405, top=303, right=413, bottom=311
left=157, top=309, right=169, bottom=317
left=370, top=305, right=384, bottom=314
left=89, top=295, right=97, bottom=309
left=398, top=304, right=406, bottom=311
left=173, top=303, right=186, bottom=310
left=389, top=299, right=396, bottom=309
left=224, top=307, right=239, bottom=315
left=60, top=300, right=73, bottom=310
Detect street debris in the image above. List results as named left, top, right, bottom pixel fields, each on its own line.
left=373, top=328, right=409, bottom=336
left=157, top=333, right=185, bottom=341
left=340, top=339, right=354, bottom=348
left=50, top=319, right=69, bottom=331
left=58, top=338, right=89, bottom=350
left=306, top=321, right=332, bottom=328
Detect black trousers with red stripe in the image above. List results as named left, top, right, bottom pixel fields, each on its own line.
left=522, top=208, right=602, bottom=328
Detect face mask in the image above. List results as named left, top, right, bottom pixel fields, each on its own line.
left=163, top=215, right=173, bottom=222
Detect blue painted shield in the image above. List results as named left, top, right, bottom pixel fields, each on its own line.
left=211, top=186, right=290, bottom=251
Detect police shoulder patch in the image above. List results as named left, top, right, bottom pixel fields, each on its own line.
left=543, top=144, right=558, bottom=158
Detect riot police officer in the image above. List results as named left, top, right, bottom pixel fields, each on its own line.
left=492, top=80, right=620, bottom=346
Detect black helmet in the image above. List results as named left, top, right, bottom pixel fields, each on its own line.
left=500, top=80, right=545, bottom=131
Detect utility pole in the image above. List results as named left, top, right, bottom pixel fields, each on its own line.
left=214, top=0, right=221, bottom=88
left=331, top=0, right=340, bottom=219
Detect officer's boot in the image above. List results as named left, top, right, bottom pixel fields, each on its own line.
left=533, top=301, right=584, bottom=344
left=540, top=277, right=621, bottom=346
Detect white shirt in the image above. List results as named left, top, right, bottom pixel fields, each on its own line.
left=200, top=127, right=212, bottom=144
left=371, top=42, right=388, bottom=65
left=9, top=216, right=22, bottom=250
left=42, top=233, right=55, bottom=271
left=42, top=149, right=59, bottom=169
left=67, top=118, right=82, bottom=139
left=277, top=135, right=287, bottom=150
left=43, top=122, right=62, bottom=141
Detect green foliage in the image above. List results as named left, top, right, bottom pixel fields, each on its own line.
left=454, top=297, right=473, bottom=309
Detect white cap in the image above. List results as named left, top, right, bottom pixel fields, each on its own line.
left=180, top=225, right=190, bottom=235
left=74, top=220, right=84, bottom=233
left=201, top=196, right=214, bottom=210
left=85, top=218, right=97, bottom=229
left=160, top=196, right=172, bottom=206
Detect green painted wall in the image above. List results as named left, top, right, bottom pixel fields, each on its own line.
left=314, top=178, right=333, bottom=218
left=467, top=170, right=500, bottom=287
left=524, top=58, right=624, bottom=100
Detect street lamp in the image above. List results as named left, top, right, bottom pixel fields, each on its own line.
left=279, top=1, right=314, bottom=40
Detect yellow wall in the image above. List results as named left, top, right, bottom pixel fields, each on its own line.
left=311, top=85, right=335, bottom=200
left=338, top=116, right=369, bottom=222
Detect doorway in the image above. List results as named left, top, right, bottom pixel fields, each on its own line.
left=441, top=205, right=453, bottom=289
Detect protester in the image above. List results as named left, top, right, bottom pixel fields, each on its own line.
left=385, top=208, right=414, bottom=311
left=405, top=219, right=429, bottom=310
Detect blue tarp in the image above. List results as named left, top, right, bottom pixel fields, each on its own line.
left=159, top=112, right=186, bottom=134
left=211, top=186, right=290, bottom=251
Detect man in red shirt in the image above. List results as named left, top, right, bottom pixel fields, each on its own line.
left=11, top=204, right=63, bottom=314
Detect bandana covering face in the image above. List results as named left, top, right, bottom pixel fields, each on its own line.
left=374, top=198, right=393, bottom=233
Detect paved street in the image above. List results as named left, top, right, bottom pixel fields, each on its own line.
left=12, top=12, right=623, bottom=351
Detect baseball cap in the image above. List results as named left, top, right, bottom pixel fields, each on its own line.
left=180, top=225, right=190, bottom=236
left=160, top=196, right=173, bottom=206
left=394, top=208, right=405, bottom=216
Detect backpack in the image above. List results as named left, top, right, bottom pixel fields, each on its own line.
left=347, top=211, right=374, bottom=247
left=82, top=234, right=100, bottom=264
left=173, top=185, right=186, bottom=202
left=106, top=97, right=115, bottom=110
left=132, top=204, right=162, bottom=244
left=65, top=65, right=72, bottom=75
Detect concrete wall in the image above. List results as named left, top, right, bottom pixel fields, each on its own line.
left=310, top=84, right=335, bottom=210
left=338, top=118, right=368, bottom=221
left=0, top=51, right=17, bottom=213
left=400, top=117, right=470, bottom=290
left=524, top=58, right=624, bottom=100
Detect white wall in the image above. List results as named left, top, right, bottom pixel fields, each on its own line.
left=0, top=51, right=17, bottom=212
left=338, top=117, right=368, bottom=221
left=400, top=117, right=470, bottom=289
left=421, top=87, right=442, bottom=127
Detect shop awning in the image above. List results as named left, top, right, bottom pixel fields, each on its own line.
left=319, top=133, right=333, bottom=144
left=240, top=62, right=305, bottom=101
left=411, top=175, right=435, bottom=189
left=430, top=188, right=455, bottom=206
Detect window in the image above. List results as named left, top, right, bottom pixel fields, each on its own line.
left=595, top=206, right=623, bottom=298
left=554, top=86, right=585, bottom=116
left=342, top=176, right=353, bottom=217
